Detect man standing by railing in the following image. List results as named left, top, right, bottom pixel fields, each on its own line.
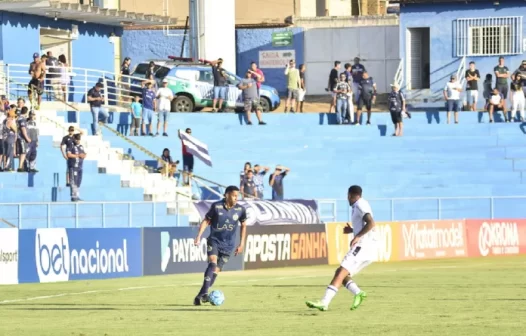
left=16, top=107, right=31, bottom=172
left=87, top=82, right=109, bottom=135
left=28, top=53, right=45, bottom=109
left=26, top=111, right=39, bottom=172
left=67, top=134, right=86, bottom=202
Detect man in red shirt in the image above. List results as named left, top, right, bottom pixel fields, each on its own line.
left=179, top=128, right=194, bottom=186
left=249, top=62, right=265, bottom=97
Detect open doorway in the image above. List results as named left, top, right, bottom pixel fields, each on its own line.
left=40, top=28, right=73, bottom=66
left=406, top=27, right=430, bottom=90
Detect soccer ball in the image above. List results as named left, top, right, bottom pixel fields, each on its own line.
left=208, top=290, right=225, bottom=306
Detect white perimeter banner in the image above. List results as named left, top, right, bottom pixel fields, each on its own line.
left=0, top=228, right=19, bottom=285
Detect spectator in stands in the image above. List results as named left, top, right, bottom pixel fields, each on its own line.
left=334, top=73, right=352, bottom=125
left=388, top=83, right=407, bottom=137
left=488, top=88, right=505, bottom=123
left=0, top=95, right=9, bottom=112
left=28, top=53, right=45, bottom=109
left=269, top=165, right=290, bottom=201
left=240, top=169, right=257, bottom=199
left=26, top=111, right=38, bottom=172
left=512, top=60, right=526, bottom=97
left=130, top=95, right=142, bottom=136
left=238, top=71, right=266, bottom=125
left=356, top=71, right=376, bottom=125
left=156, top=79, right=173, bottom=136
left=145, top=61, right=156, bottom=81
left=510, top=76, right=524, bottom=122
left=494, top=57, right=510, bottom=101
left=327, top=61, right=340, bottom=113
left=87, top=82, right=109, bottom=135
left=61, top=126, right=76, bottom=186
left=16, top=107, right=31, bottom=172
left=284, top=59, right=301, bottom=113
left=443, top=74, right=462, bottom=124
left=0, top=108, right=5, bottom=171
left=351, top=57, right=366, bottom=105
left=179, top=128, right=193, bottom=186
left=3, top=107, right=17, bottom=172
left=249, top=62, right=265, bottom=97
left=211, top=58, right=227, bottom=112
left=296, top=64, right=307, bottom=113
left=465, top=61, right=480, bottom=111
left=253, top=164, right=270, bottom=199
left=16, top=98, right=25, bottom=115
left=45, top=51, right=61, bottom=99
left=141, top=81, right=156, bottom=136
left=240, top=162, right=252, bottom=184
left=158, top=148, right=179, bottom=178
left=342, top=63, right=354, bottom=124
left=58, top=54, right=70, bottom=102
left=67, top=133, right=86, bottom=202
left=483, top=74, right=493, bottom=107
left=121, top=57, right=132, bottom=102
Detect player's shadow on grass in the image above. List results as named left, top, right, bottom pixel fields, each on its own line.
left=247, top=285, right=320, bottom=288
left=1, top=304, right=248, bottom=313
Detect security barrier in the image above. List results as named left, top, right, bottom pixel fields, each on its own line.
left=2, top=219, right=525, bottom=285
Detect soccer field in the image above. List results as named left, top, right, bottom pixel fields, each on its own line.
left=1, top=256, right=525, bottom=336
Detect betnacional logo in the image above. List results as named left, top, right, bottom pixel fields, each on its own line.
left=161, top=231, right=171, bottom=272
left=401, top=221, right=466, bottom=259
left=478, top=221, right=520, bottom=257
left=244, top=232, right=327, bottom=263
left=35, top=228, right=129, bottom=283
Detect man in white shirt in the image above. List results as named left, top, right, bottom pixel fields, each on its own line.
left=306, top=185, right=377, bottom=312
left=443, top=74, right=462, bottom=124
left=156, top=78, right=173, bottom=136
left=487, top=88, right=505, bottom=123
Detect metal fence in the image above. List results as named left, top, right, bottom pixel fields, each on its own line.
left=0, top=201, right=189, bottom=229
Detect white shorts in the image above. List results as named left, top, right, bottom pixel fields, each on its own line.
left=511, top=91, right=525, bottom=114
left=340, top=238, right=376, bottom=276
left=467, top=90, right=479, bottom=105
left=298, top=89, right=306, bottom=102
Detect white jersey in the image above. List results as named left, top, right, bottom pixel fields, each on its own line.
left=351, top=198, right=376, bottom=239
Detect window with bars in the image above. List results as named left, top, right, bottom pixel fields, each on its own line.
left=455, top=17, right=523, bottom=57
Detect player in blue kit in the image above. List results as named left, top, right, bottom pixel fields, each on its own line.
left=193, top=185, right=247, bottom=305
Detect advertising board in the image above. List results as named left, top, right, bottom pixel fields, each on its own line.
left=143, top=227, right=244, bottom=276
left=18, top=228, right=142, bottom=283
left=0, top=228, right=19, bottom=285
left=243, top=224, right=327, bottom=270
left=466, top=219, right=526, bottom=257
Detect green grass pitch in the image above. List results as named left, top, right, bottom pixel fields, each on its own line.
left=1, top=256, right=525, bottom=336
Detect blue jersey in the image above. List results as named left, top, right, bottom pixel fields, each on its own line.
left=67, top=144, right=85, bottom=169
left=205, top=200, right=247, bottom=249
left=142, top=88, right=155, bottom=110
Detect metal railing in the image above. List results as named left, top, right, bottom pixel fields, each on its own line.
left=0, top=201, right=192, bottom=229
left=456, top=55, right=467, bottom=88
left=3, top=63, right=145, bottom=108
left=316, top=196, right=526, bottom=222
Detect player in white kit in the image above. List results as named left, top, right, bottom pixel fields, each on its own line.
left=306, top=185, right=377, bottom=311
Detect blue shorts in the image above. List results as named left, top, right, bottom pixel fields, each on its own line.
left=206, top=238, right=234, bottom=262
left=157, top=110, right=170, bottom=123
left=447, top=99, right=460, bottom=112
left=214, top=86, right=227, bottom=100
left=143, top=108, right=154, bottom=124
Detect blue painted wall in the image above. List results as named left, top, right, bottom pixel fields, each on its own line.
left=121, top=29, right=189, bottom=65
left=400, top=1, right=526, bottom=108
left=0, top=11, right=120, bottom=73
left=236, top=27, right=304, bottom=95
left=121, top=27, right=304, bottom=95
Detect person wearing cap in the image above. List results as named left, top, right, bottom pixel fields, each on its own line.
left=87, top=82, right=109, bottom=135
left=388, top=83, right=407, bottom=137
left=494, top=57, right=510, bottom=101
left=25, top=110, right=39, bottom=172
left=3, top=106, right=18, bottom=172
left=211, top=58, right=227, bottom=112
left=155, top=78, right=173, bottom=136
left=28, top=52, right=45, bottom=109
left=269, top=165, right=290, bottom=201
left=61, top=126, right=77, bottom=186
left=512, top=60, right=526, bottom=97
left=141, top=80, right=156, bottom=136
left=16, top=107, right=31, bottom=172
left=193, top=185, right=247, bottom=306
left=443, top=74, right=463, bottom=124
left=351, top=57, right=366, bottom=105
left=67, top=133, right=86, bottom=202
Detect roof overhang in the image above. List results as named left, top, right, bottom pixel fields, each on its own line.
left=0, top=0, right=175, bottom=27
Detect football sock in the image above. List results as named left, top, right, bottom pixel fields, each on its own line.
left=321, top=285, right=338, bottom=306
left=210, top=273, right=218, bottom=287
left=345, top=280, right=361, bottom=295
left=198, top=263, right=217, bottom=296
